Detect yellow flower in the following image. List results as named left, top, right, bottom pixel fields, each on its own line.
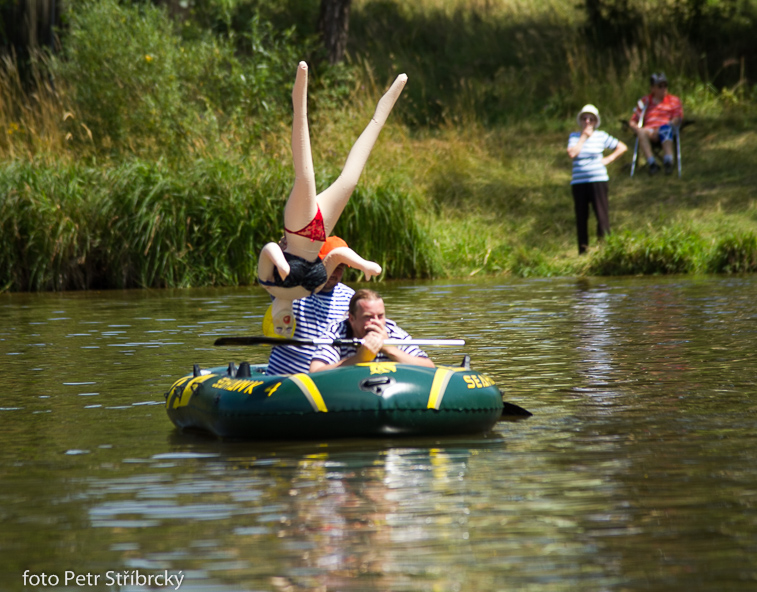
left=145, top=54, right=153, bottom=63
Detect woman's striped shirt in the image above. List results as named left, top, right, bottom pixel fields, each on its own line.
left=568, top=130, right=620, bottom=185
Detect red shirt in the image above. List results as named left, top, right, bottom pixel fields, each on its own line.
left=631, top=93, right=683, bottom=129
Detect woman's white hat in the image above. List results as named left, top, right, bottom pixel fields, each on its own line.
left=576, top=104, right=601, bottom=128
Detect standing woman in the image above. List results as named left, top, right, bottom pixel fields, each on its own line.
left=567, top=104, right=627, bottom=254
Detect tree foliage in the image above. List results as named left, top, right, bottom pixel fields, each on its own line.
left=583, top=0, right=757, bottom=86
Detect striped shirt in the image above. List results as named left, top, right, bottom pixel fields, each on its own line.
left=266, top=283, right=354, bottom=375
left=568, top=130, right=620, bottom=185
left=312, top=318, right=429, bottom=366
left=631, top=93, right=683, bottom=130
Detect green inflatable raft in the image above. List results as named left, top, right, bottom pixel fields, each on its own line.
left=165, top=360, right=505, bottom=439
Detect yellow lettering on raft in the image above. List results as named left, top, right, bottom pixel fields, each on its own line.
left=211, top=377, right=264, bottom=394
left=463, top=373, right=495, bottom=389
left=265, top=382, right=282, bottom=397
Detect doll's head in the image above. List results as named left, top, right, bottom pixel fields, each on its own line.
left=270, top=297, right=295, bottom=338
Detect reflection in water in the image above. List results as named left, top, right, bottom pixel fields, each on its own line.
left=1, top=277, right=757, bottom=591
left=572, top=279, right=620, bottom=402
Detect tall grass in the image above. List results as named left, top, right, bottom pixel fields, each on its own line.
left=0, top=52, right=66, bottom=158
left=0, top=157, right=438, bottom=291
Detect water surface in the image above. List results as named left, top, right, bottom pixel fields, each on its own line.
left=1, top=276, right=756, bottom=591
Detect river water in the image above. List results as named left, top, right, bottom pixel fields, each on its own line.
left=1, top=276, right=756, bottom=592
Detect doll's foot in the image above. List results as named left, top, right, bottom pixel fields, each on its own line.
left=362, top=263, right=382, bottom=281
left=373, top=74, right=407, bottom=125
left=292, top=61, right=309, bottom=114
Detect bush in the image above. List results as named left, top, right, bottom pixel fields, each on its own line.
left=708, top=232, right=757, bottom=273
left=589, top=228, right=705, bottom=275
left=53, top=0, right=309, bottom=158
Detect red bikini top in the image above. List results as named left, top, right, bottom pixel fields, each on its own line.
left=284, top=206, right=326, bottom=242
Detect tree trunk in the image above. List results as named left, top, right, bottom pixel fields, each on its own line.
left=1, top=0, right=59, bottom=54
left=318, top=0, right=351, bottom=65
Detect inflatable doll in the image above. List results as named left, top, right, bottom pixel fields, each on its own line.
left=258, top=61, right=407, bottom=336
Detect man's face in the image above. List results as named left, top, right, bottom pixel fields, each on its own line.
left=651, top=81, right=668, bottom=100
left=349, top=297, right=386, bottom=339
left=322, top=264, right=346, bottom=291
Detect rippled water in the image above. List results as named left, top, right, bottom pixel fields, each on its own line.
left=1, top=276, right=756, bottom=591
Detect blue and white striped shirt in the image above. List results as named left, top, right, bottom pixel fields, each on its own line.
left=568, top=130, right=620, bottom=184
left=266, top=283, right=354, bottom=375
left=311, top=318, right=429, bottom=366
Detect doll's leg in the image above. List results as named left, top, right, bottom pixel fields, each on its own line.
left=284, top=61, right=318, bottom=231
left=258, top=242, right=290, bottom=282
left=322, top=246, right=382, bottom=281
left=317, top=73, right=408, bottom=234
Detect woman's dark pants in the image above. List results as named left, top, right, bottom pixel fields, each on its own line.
left=571, top=181, right=610, bottom=254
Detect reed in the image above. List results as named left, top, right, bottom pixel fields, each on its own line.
left=0, top=156, right=437, bottom=291
left=0, top=161, right=94, bottom=291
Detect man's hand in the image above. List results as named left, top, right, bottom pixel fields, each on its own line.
left=360, top=322, right=389, bottom=358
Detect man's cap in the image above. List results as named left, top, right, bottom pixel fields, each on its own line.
left=650, top=72, right=668, bottom=86
left=319, top=235, right=348, bottom=259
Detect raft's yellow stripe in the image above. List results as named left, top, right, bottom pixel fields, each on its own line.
left=173, top=374, right=216, bottom=409
left=290, top=373, right=328, bottom=412
left=428, top=368, right=454, bottom=410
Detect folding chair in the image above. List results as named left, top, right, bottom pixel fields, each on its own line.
left=629, top=101, right=647, bottom=177
left=628, top=107, right=690, bottom=178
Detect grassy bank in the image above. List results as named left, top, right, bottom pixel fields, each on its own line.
left=2, top=0, right=757, bottom=291
left=409, top=116, right=757, bottom=277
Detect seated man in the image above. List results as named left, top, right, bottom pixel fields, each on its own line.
left=309, top=289, right=434, bottom=372
left=629, top=72, right=683, bottom=175
left=266, top=236, right=354, bottom=375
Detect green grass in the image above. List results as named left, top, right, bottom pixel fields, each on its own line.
left=2, top=0, right=757, bottom=291
left=410, top=117, right=757, bottom=277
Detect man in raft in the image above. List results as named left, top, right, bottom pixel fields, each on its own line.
left=309, top=289, right=434, bottom=371
left=257, top=61, right=408, bottom=338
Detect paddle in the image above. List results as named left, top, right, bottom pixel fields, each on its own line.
left=498, top=389, right=532, bottom=420
left=215, top=335, right=532, bottom=418
left=214, top=336, right=466, bottom=347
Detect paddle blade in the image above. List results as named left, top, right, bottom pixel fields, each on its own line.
left=500, top=401, right=532, bottom=419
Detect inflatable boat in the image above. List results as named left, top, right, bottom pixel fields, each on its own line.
left=165, top=360, right=505, bottom=439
